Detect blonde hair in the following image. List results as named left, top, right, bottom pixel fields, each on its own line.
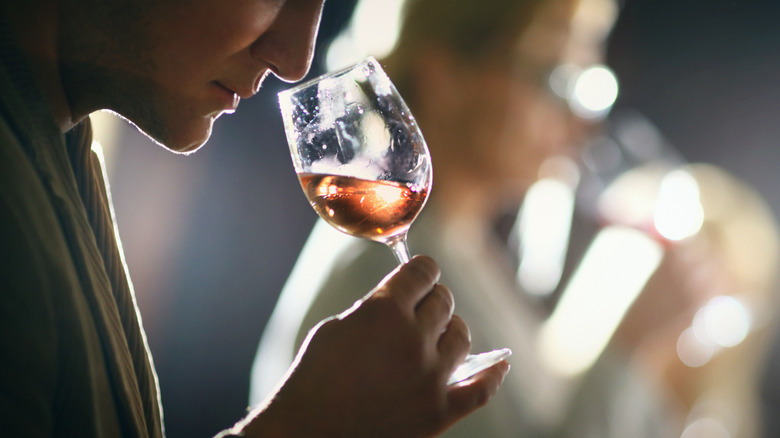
left=382, top=0, right=557, bottom=101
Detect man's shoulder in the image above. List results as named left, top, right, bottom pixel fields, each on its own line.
left=0, top=110, right=74, bottom=282
left=0, top=112, right=56, bottom=226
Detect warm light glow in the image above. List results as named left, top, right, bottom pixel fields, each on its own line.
left=654, top=169, right=704, bottom=241
left=374, top=182, right=404, bottom=205
left=326, top=0, right=405, bottom=70
left=569, top=65, right=619, bottom=119
left=326, top=34, right=361, bottom=71
left=598, top=165, right=665, bottom=230
left=352, top=0, right=404, bottom=57
left=598, top=165, right=704, bottom=241
left=517, top=178, right=576, bottom=296
left=677, top=327, right=715, bottom=368
left=695, top=295, right=751, bottom=348
left=538, top=226, right=663, bottom=376
left=676, top=295, right=751, bottom=368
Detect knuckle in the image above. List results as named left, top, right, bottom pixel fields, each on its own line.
left=363, top=294, right=421, bottom=337
left=403, top=256, right=439, bottom=285
left=434, top=284, right=454, bottom=314
left=449, top=315, right=471, bottom=346
left=418, top=284, right=453, bottom=320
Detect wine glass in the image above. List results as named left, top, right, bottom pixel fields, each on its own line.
left=279, top=57, right=510, bottom=385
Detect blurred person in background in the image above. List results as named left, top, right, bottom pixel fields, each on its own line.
left=252, top=0, right=622, bottom=436
left=594, top=1, right=780, bottom=436
left=250, top=0, right=780, bottom=437
left=556, top=113, right=780, bottom=437
left=0, top=0, right=508, bottom=436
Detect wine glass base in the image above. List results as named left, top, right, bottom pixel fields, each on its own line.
left=448, top=348, right=512, bottom=385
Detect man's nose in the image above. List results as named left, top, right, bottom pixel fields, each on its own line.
left=251, top=0, right=325, bottom=83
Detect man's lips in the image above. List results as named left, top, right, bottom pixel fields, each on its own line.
left=214, top=82, right=241, bottom=113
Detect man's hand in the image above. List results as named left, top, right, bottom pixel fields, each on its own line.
left=239, top=255, right=509, bottom=437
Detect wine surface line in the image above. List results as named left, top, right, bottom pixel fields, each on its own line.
left=299, top=172, right=428, bottom=243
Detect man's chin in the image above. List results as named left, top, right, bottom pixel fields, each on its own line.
left=142, top=116, right=214, bottom=155
left=168, top=137, right=209, bottom=155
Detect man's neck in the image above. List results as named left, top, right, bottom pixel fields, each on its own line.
left=1, top=1, right=76, bottom=132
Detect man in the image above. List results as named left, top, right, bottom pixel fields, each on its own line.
left=0, top=0, right=508, bottom=436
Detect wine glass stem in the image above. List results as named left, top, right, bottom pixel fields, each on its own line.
left=387, top=234, right=411, bottom=264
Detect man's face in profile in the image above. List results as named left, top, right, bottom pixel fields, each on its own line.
left=71, top=0, right=322, bottom=153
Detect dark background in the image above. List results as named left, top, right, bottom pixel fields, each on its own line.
left=102, top=1, right=780, bottom=436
